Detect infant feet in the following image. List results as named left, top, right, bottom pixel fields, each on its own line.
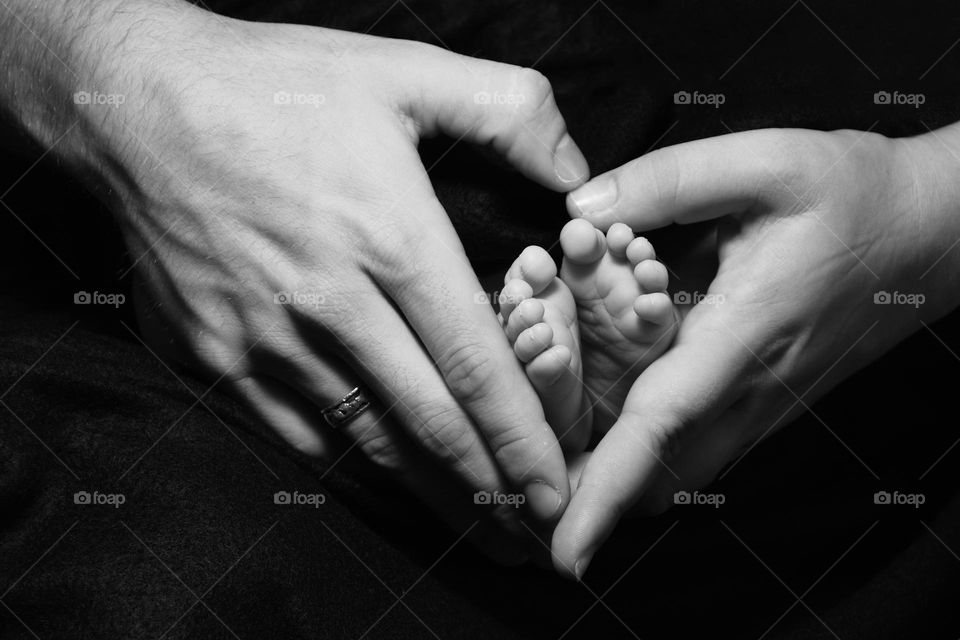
left=500, top=219, right=679, bottom=447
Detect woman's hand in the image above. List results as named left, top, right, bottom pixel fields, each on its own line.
left=552, top=126, right=960, bottom=577
left=16, top=0, right=591, bottom=557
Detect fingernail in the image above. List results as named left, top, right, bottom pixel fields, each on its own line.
left=554, top=134, right=589, bottom=184
left=574, top=555, right=592, bottom=581
left=524, top=480, right=563, bottom=520
left=569, top=176, right=617, bottom=217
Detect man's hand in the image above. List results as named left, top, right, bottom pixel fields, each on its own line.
left=552, top=127, right=960, bottom=577
left=1, top=0, right=590, bottom=558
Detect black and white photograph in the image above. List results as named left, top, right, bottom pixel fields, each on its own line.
left=2, top=0, right=960, bottom=638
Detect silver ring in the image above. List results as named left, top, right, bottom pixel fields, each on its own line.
left=321, top=386, right=371, bottom=428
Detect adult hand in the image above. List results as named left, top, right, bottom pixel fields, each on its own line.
left=552, top=126, right=960, bottom=577
left=7, top=0, right=589, bottom=555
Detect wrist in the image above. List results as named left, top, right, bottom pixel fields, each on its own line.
left=893, top=126, right=960, bottom=319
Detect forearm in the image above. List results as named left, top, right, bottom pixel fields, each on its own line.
left=0, top=0, right=206, bottom=174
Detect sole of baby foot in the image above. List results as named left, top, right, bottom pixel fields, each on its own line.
left=501, top=245, right=591, bottom=452
left=559, top=219, right=680, bottom=433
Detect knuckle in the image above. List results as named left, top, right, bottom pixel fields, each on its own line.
left=506, top=67, right=559, bottom=134
left=647, top=421, right=684, bottom=462
left=623, top=409, right=685, bottom=462
left=412, top=403, right=480, bottom=464
left=751, top=129, right=823, bottom=195
left=355, top=426, right=406, bottom=471
left=512, top=67, right=554, bottom=112
left=471, top=65, right=559, bottom=150
left=188, top=331, right=247, bottom=379
left=363, top=221, right=427, bottom=285
left=435, top=340, right=498, bottom=402
left=484, top=422, right=536, bottom=466
left=642, top=146, right=683, bottom=213
left=393, top=38, right=442, bottom=62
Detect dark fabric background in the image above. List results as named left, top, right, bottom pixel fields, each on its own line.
left=2, top=1, right=960, bottom=638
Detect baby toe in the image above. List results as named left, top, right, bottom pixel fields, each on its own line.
left=606, top=223, right=635, bottom=258
left=626, top=236, right=656, bottom=264
left=633, top=259, right=669, bottom=292
left=634, top=292, right=677, bottom=326
left=505, top=297, right=546, bottom=343
left=525, top=344, right=573, bottom=387
left=498, top=278, right=534, bottom=322
left=514, top=322, right=555, bottom=363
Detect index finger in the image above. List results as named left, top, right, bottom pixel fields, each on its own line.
left=354, top=166, right=570, bottom=523
left=386, top=215, right=570, bottom=522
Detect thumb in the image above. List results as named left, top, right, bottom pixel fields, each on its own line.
left=565, top=129, right=802, bottom=230
left=394, top=44, right=589, bottom=191
left=551, top=304, right=754, bottom=579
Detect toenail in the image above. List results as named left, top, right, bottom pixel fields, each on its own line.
left=569, top=176, right=618, bottom=217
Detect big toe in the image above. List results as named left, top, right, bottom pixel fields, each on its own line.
left=506, top=246, right=558, bottom=295
left=560, top=218, right=606, bottom=265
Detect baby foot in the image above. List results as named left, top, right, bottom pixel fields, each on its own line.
left=499, top=220, right=679, bottom=446
left=499, top=247, right=592, bottom=452
left=559, top=218, right=679, bottom=433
